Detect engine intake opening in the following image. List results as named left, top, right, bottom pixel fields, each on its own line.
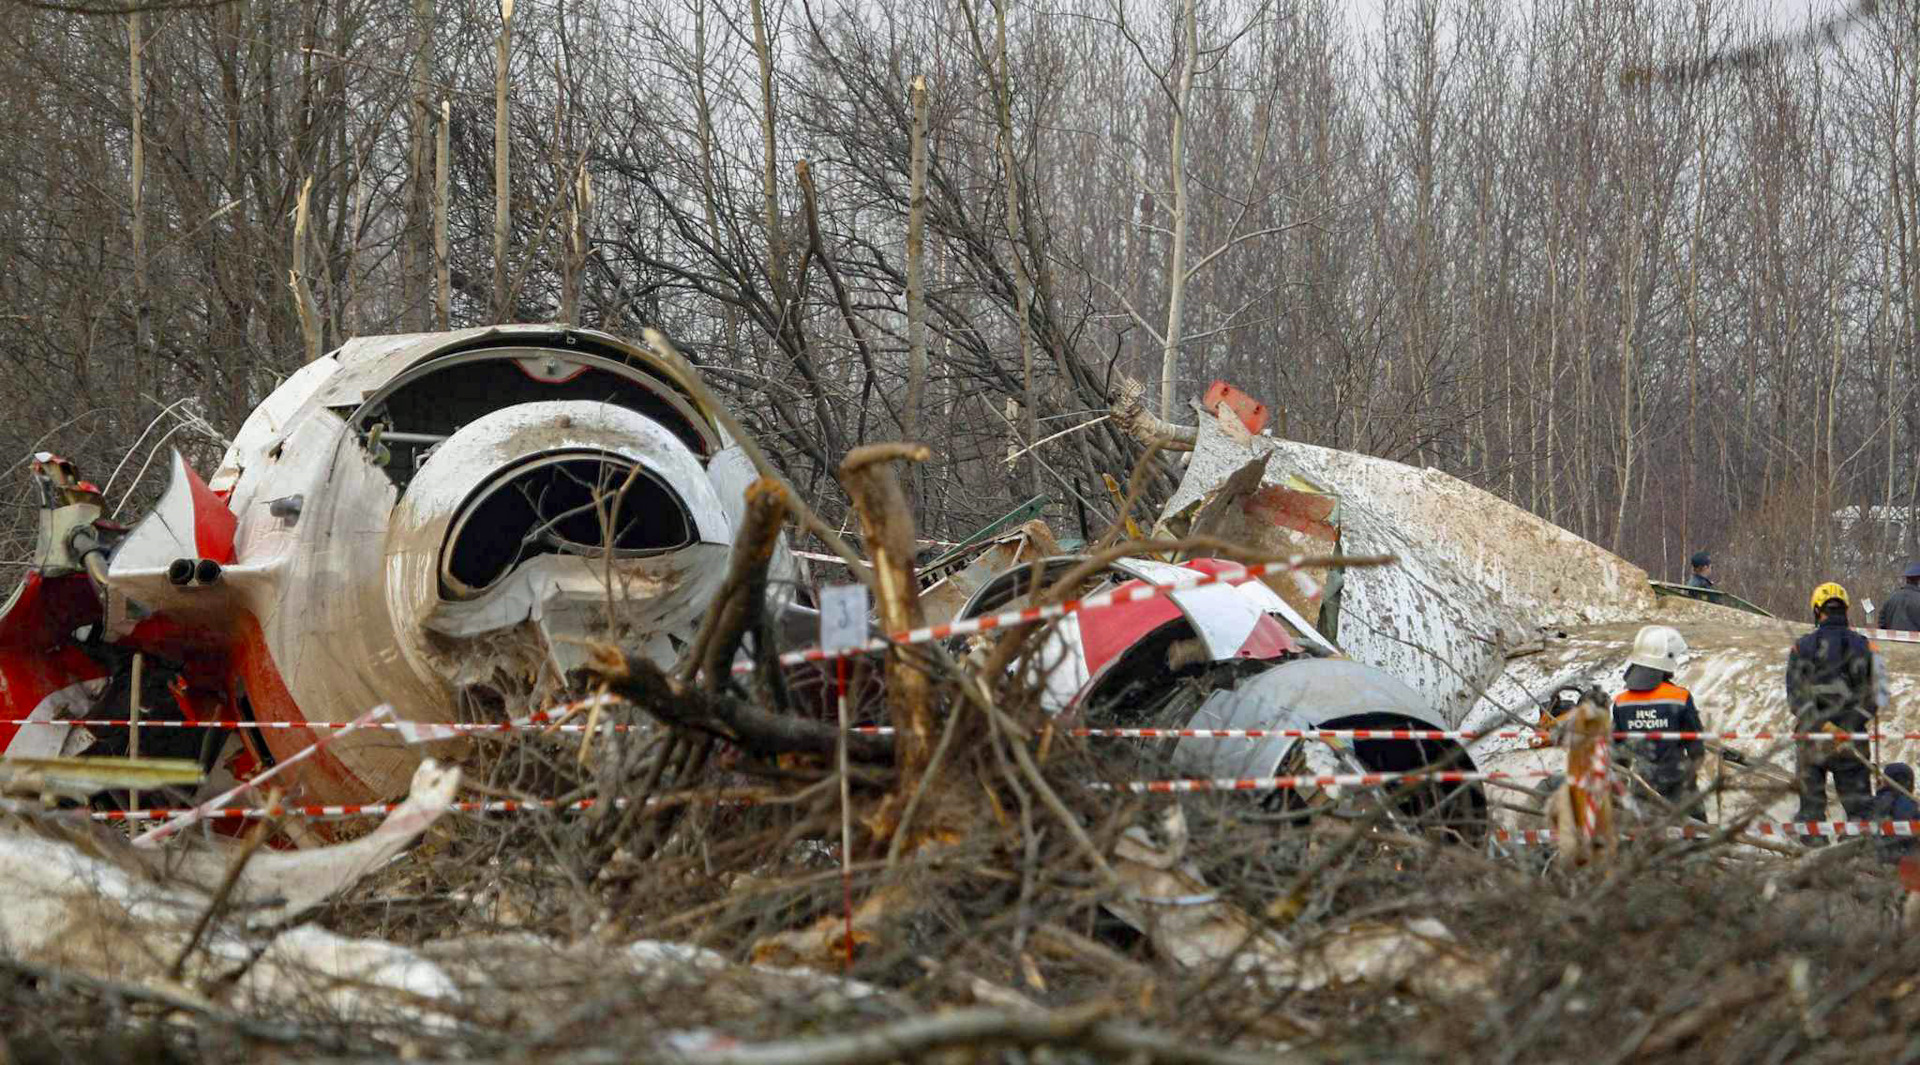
left=440, top=452, right=693, bottom=600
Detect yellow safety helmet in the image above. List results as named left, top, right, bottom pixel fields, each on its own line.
left=1810, top=581, right=1850, bottom=612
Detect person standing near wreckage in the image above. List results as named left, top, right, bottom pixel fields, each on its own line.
left=1788, top=582, right=1890, bottom=829
left=1685, top=551, right=1716, bottom=590
left=1880, top=563, right=1920, bottom=633
left=1612, top=626, right=1706, bottom=816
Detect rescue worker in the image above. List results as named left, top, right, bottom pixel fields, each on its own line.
left=1685, top=551, right=1716, bottom=590
left=1611, top=625, right=1706, bottom=815
left=1869, top=763, right=1920, bottom=864
left=1532, top=683, right=1604, bottom=749
left=1787, top=582, right=1889, bottom=828
left=1881, top=562, right=1920, bottom=632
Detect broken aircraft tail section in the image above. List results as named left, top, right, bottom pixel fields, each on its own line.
left=0, top=326, right=799, bottom=812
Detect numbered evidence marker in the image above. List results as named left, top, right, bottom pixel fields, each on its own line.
left=819, top=583, right=872, bottom=654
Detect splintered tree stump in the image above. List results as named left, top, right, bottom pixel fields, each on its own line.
left=837, top=443, right=934, bottom=826
left=1555, top=693, right=1616, bottom=869
left=687, top=477, right=790, bottom=688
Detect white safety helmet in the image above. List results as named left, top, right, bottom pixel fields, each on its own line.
left=1626, top=625, right=1687, bottom=674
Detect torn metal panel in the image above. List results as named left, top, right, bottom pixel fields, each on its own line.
left=1169, top=657, right=1457, bottom=782
left=1105, top=557, right=1282, bottom=662
left=0, top=680, right=104, bottom=760
left=920, top=520, right=1059, bottom=625
left=0, top=760, right=463, bottom=1022
left=163, top=759, right=463, bottom=927
left=1157, top=453, right=1338, bottom=628
left=1649, top=579, right=1774, bottom=618
left=957, top=557, right=1303, bottom=714
left=1163, top=413, right=1660, bottom=725
left=950, top=555, right=1473, bottom=808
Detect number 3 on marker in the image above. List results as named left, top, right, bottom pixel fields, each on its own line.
left=819, top=584, right=869, bottom=653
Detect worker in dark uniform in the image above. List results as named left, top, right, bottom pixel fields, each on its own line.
left=1612, top=625, right=1706, bottom=817
left=1881, top=562, right=1920, bottom=633
left=1685, top=551, right=1716, bottom=590
left=1788, top=582, right=1889, bottom=829
left=1869, top=763, right=1920, bottom=864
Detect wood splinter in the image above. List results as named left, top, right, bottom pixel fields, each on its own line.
left=837, top=443, right=935, bottom=809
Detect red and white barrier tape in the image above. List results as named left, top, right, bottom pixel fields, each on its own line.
left=1495, top=820, right=1920, bottom=845
left=98, top=797, right=598, bottom=822
left=87, top=768, right=1541, bottom=825
left=92, top=793, right=759, bottom=823
left=0, top=717, right=649, bottom=737
left=1059, top=727, right=1506, bottom=741
left=1090, top=767, right=1556, bottom=794
left=1610, top=730, right=1900, bottom=743
left=132, top=703, right=393, bottom=847
left=1063, top=727, right=1920, bottom=744
left=847, top=725, right=1522, bottom=740
left=853, top=725, right=1920, bottom=744
left=747, top=557, right=1316, bottom=674
left=19, top=714, right=1920, bottom=746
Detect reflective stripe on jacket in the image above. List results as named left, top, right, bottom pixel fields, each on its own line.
left=1612, top=681, right=1704, bottom=784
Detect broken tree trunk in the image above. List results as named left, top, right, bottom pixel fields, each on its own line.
left=408, top=0, right=435, bottom=330
left=290, top=178, right=323, bottom=364
left=838, top=444, right=934, bottom=802
left=1111, top=374, right=1197, bottom=451
left=1555, top=692, right=1616, bottom=869
left=687, top=477, right=789, bottom=688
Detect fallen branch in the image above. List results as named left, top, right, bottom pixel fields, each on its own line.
left=652, top=1005, right=1295, bottom=1065
left=168, top=790, right=284, bottom=981
left=1112, top=374, right=1197, bottom=452
left=586, top=648, right=895, bottom=765
left=0, top=956, right=363, bottom=1052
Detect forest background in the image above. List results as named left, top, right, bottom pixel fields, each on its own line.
left=0, top=0, right=1913, bottom=617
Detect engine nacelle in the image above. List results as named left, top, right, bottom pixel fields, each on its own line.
left=386, top=400, right=733, bottom=681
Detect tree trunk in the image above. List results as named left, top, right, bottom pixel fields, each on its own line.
left=1157, top=0, right=1197, bottom=420
left=838, top=444, right=933, bottom=810
left=408, top=0, right=434, bottom=330
left=493, top=0, right=514, bottom=321
left=905, top=74, right=930, bottom=443
left=436, top=99, right=451, bottom=330
left=128, top=12, right=150, bottom=360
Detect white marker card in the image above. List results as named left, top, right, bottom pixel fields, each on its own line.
left=819, top=583, right=871, bottom=653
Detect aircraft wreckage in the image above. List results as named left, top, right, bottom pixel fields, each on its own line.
left=2, top=325, right=1909, bottom=835
left=1128, top=393, right=1920, bottom=825
left=0, top=325, right=800, bottom=809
